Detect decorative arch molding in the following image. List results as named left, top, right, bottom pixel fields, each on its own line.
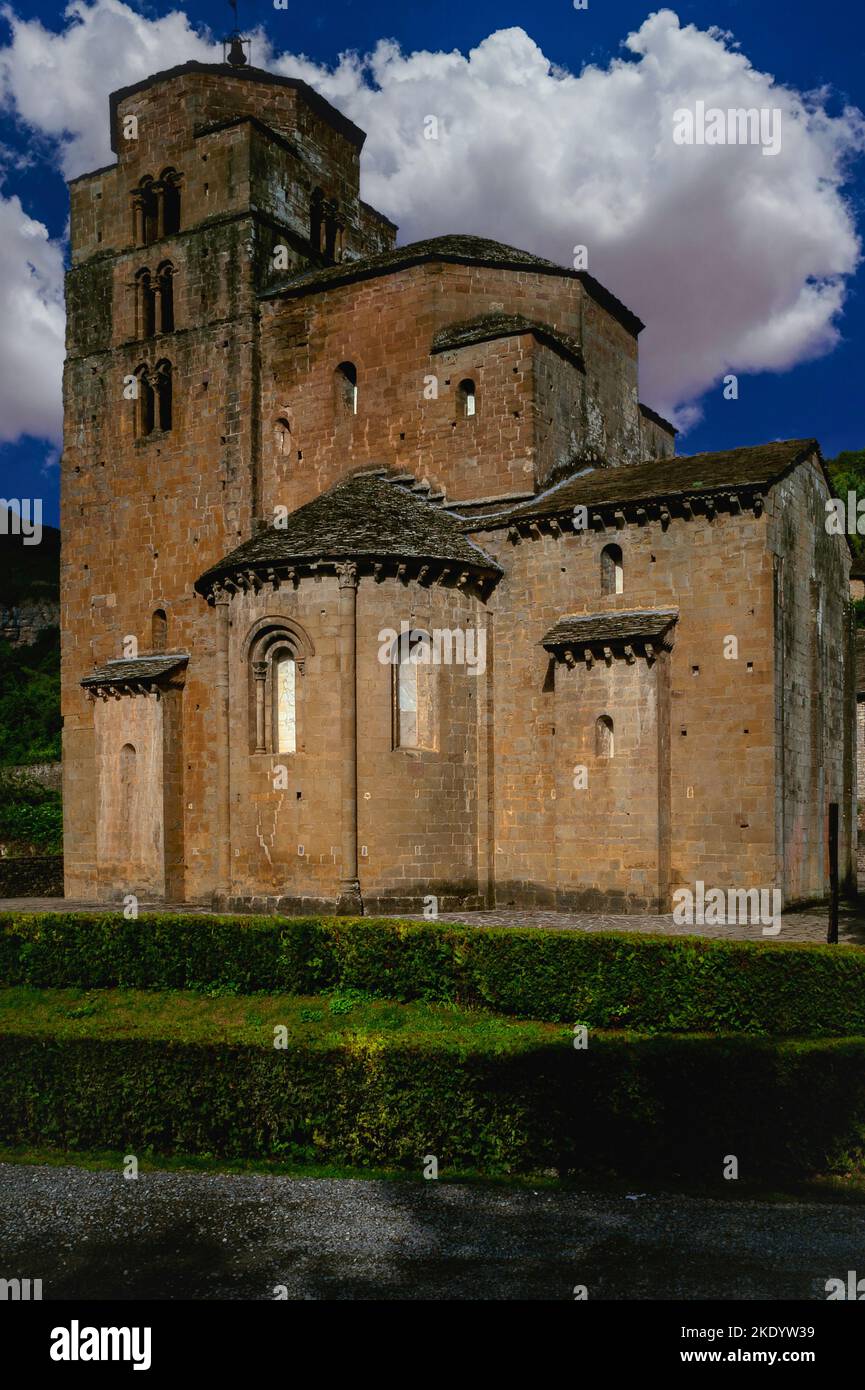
left=242, top=615, right=315, bottom=667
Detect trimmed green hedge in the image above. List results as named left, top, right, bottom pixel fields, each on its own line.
left=1, top=988, right=864, bottom=1176
left=1, top=912, right=863, bottom=1036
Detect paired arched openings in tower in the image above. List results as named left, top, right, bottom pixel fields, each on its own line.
left=132, top=170, right=182, bottom=247
left=134, top=262, right=174, bottom=338
left=133, top=360, right=172, bottom=437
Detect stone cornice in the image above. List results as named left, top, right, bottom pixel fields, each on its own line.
left=200, top=556, right=497, bottom=605
left=542, top=609, right=678, bottom=667
left=81, top=652, right=188, bottom=699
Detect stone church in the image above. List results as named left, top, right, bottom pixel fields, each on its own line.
left=61, top=57, right=856, bottom=914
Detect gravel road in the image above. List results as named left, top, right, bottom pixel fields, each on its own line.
left=0, top=1163, right=861, bottom=1300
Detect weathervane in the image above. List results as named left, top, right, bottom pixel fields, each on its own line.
left=222, top=0, right=251, bottom=68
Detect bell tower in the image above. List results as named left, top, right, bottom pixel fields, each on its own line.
left=61, top=59, right=396, bottom=900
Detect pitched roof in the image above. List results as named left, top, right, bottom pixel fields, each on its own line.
left=469, top=439, right=821, bottom=530
left=81, top=654, right=188, bottom=689
left=262, top=234, right=644, bottom=335
left=541, top=609, right=678, bottom=649
left=431, top=313, right=584, bottom=370
left=195, top=472, right=502, bottom=593
left=639, top=402, right=678, bottom=436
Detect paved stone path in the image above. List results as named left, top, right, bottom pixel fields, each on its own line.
left=394, top=904, right=865, bottom=945
left=1, top=896, right=863, bottom=944
left=0, top=1162, right=860, bottom=1300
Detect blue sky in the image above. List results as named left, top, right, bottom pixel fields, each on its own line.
left=1, top=0, right=863, bottom=525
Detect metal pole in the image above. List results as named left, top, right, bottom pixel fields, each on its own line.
left=828, top=801, right=839, bottom=944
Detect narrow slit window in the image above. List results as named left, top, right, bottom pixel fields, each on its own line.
left=601, top=543, right=623, bottom=595
left=120, top=743, right=136, bottom=836
left=335, top=361, right=357, bottom=416
left=458, top=378, right=476, bottom=417
left=595, top=715, right=614, bottom=759
left=152, top=609, right=168, bottom=652
left=274, top=417, right=291, bottom=455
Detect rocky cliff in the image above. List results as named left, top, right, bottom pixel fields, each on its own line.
left=0, top=513, right=60, bottom=646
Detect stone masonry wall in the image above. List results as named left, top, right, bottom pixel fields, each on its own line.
left=767, top=457, right=855, bottom=901
left=258, top=260, right=641, bottom=522
left=473, top=504, right=778, bottom=910
left=220, top=574, right=484, bottom=911
left=62, top=67, right=394, bottom=902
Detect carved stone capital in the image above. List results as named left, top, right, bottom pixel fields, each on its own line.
left=336, top=560, right=358, bottom=590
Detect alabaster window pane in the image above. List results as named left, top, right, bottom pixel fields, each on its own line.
left=276, top=654, right=296, bottom=754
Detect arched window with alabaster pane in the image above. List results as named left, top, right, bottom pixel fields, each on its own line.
left=392, top=628, right=436, bottom=751
left=245, top=619, right=313, bottom=755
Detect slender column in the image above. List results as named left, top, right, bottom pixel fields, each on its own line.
left=132, top=196, right=143, bottom=247
left=335, top=561, right=363, bottom=914
left=656, top=643, right=673, bottom=913
left=253, top=661, right=267, bottom=753
left=214, top=586, right=232, bottom=905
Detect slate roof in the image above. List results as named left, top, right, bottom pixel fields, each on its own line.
left=470, top=439, right=821, bottom=530
left=196, top=472, right=502, bottom=592
left=262, top=234, right=644, bottom=336
left=431, top=314, right=584, bottom=370
left=81, top=654, right=188, bottom=688
left=541, top=610, right=679, bottom=648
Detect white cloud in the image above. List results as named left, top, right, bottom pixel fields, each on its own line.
left=0, top=2, right=862, bottom=439
left=0, top=192, right=64, bottom=444
left=275, top=13, right=864, bottom=425
left=0, top=0, right=222, bottom=176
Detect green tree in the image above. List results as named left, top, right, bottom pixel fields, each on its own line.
left=0, top=628, right=61, bottom=765
left=826, top=449, right=865, bottom=560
